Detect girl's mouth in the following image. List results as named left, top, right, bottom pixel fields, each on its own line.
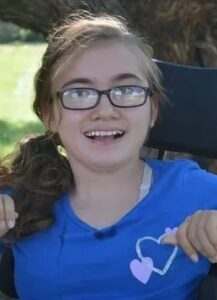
left=84, top=130, right=125, bottom=141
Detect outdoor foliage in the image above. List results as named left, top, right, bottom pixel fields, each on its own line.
left=0, top=21, right=44, bottom=43
left=0, top=44, right=46, bottom=156
left=0, top=0, right=216, bottom=66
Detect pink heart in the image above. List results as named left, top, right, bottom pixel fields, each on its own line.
left=130, top=257, right=153, bottom=284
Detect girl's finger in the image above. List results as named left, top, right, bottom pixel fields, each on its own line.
left=7, top=219, right=15, bottom=229
left=203, top=211, right=217, bottom=250
left=194, top=213, right=217, bottom=261
left=3, top=195, right=16, bottom=215
left=161, top=232, right=178, bottom=245
left=176, top=219, right=199, bottom=262
left=187, top=211, right=217, bottom=261
left=0, top=196, right=7, bottom=227
left=0, top=220, right=7, bottom=231
left=0, top=195, right=17, bottom=228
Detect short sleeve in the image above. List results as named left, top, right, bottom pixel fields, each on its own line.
left=182, top=160, right=217, bottom=210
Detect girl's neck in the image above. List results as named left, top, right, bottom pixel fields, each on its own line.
left=68, top=158, right=145, bottom=228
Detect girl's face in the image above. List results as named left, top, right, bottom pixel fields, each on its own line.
left=51, top=42, right=158, bottom=171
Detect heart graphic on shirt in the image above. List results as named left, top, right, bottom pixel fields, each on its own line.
left=130, top=227, right=178, bottom=284
left=130, top=257, right=153, bottom=284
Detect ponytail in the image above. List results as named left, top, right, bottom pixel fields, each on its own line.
left=0, top=132, right=73, bottom=243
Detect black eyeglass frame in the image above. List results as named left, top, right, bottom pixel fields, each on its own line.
left=56, top=85, right=153, bottom=110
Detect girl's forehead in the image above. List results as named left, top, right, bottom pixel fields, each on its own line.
left=53, top=42, right=149, bottom=88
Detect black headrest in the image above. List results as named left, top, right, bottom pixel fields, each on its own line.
left=147, top=60, right=217, bottom=158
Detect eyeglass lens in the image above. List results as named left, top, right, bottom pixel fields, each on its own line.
left=61, top=86, right=148, bottom=109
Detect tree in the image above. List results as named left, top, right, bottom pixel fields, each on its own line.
left=0, top=0, right=216, bottom=66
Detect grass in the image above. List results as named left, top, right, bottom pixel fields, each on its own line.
left=0, top=44, right=47, bottom=300
left=0, top=43, right=47, bottom=157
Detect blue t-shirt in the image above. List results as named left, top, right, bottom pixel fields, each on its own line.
left=3, top=159, right=217, bottom=299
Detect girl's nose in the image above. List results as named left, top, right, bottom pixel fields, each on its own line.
left=90, top=94, right=120, bottom=120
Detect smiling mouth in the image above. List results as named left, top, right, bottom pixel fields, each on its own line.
left=84, top=130, right=125, bottom=140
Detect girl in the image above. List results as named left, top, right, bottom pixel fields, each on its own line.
left=1, top=12, right=217, bottom=300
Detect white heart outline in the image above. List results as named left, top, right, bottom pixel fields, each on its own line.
left=136, top=232, right=178, bottom=276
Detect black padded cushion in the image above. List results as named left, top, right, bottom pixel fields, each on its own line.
left=0, top=247, right=18, bottom=298
left=198, top=275, right=217, bottom=300
left=147, top=60, right=217, bottom=158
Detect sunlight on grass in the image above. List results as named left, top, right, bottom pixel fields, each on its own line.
left=0, top=43, right=47, bottom=156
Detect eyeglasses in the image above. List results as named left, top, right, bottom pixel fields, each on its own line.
left=56, top=85, right=153, bottom=110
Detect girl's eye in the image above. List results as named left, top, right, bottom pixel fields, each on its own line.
left=117, top=87, right=133, bottom=95
left=114, top=87, right=143, bottom=96
left=66, top=89, right=93, bottom=98
left=73, top=90, right=89, bottom=97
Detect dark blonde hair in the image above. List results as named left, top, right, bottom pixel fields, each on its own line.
left=0, top=12, right=164, bottom=242
left=35, top=12, right=164, bottom=124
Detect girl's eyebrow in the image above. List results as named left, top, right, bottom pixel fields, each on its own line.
left=62, top=78, right=92, bottom=88
left=61, top=73, right=144, bottom=89
left=111, top=73, right=144, bottom=83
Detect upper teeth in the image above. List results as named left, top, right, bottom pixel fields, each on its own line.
left=85, top=130, right=124, bottom=137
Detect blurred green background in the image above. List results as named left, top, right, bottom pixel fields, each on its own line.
left=0, top=22, right=48, bottom=300
left=0, top=42, right=46, bottom=157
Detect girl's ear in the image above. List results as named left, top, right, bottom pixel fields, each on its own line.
left=42, top=105, right=60, bottom=132
left=42, top=114, right=55, bottom=132
left=150, top=96, right=159, bottom=128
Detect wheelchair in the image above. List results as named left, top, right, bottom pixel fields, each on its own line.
left=0, top=60, right=217, bottom=299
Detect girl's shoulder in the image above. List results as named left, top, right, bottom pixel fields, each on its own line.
left=145, top=157, right=199, bottom=174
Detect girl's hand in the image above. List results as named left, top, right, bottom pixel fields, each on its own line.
left=0, top=194, right=18, bottom=237
left=162, top=210, right=217, bottom=263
